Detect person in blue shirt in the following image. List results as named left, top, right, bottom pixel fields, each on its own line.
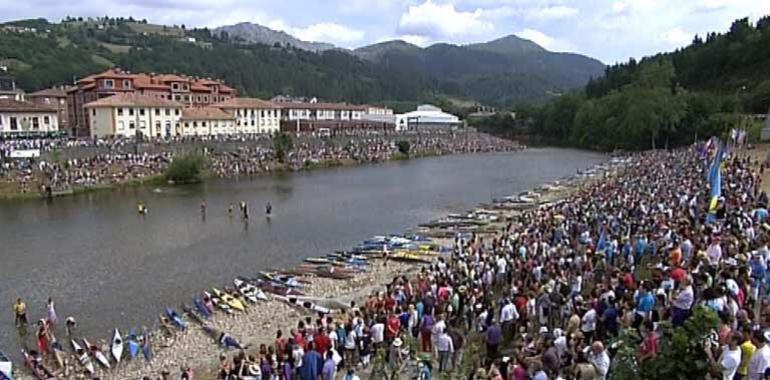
left=299, top=342, right=322, bottom=380
left=633, top=283, right=655, bottom=330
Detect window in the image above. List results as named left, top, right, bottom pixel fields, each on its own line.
left=139, top=108, right=145, bottom=116
left=0, top=116, right=3, bottom=127
left=261, top=110, right=265, bottom=118
left=129, top=108, right=135, bottom=116
left=193, top=122, right=198, bottom=128
left=165, top=109, right=170, bottom=116
left=31, top=117, right=39, bottom=130
left=175, top=95, right=181, bottom=101
left=59, top=99, right=65, bottom=105
left=139, top=120, right=146, bottom=130
left=9, top=117, right=17, bottom=130
left=202, top=121, right=207, bottom=127
left=203, top=96, right=208, bottom=102
left=184, top=95, right=190, bottom=102
left=196, top=96, right=201, bottom=102
left=185, top=122, right=189, bottom=128
left=92, top=109, right=96, bottom=116
left=250, top=120, right=255, bottom=126
left=129, top=121, right=135, bottom=129
left=43, top=116, right=50, bottom=124
left=123, top=80, right=131, bottom=89
left=44, top=98, right=51, bottom=104
left=117, top=108, right=124, bottom=116
left=172, top=83, right=180, bottom=91
left=174, top=109, right=180, bottom=116
left=103, top=79, right=114, bottom=88
left=182, top=84, right=189, bottom=91
left=118, top=121, right=124, bottom=130
left=155, top=108, right=160, bottom=116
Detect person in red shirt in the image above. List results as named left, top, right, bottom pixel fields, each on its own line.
left=386, top=314, right=401, bottom=340
left=313, top=329, right=332, bottom=356
left=274, top=330, right=287, bottom=358
left=670, top=266, right=687, bottom=283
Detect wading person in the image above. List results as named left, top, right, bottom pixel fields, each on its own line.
left=14, top=297, right=27, bottom=327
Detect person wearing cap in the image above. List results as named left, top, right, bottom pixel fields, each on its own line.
left=588, top=341, right=610, bottom=380
left=388, top=337, right=404, bottom=372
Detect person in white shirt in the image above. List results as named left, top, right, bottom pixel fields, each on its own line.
left=500, top=299, right=519, bottom=340
left=749, top=331, right=770, bottom=380
left=588, top=341, right=610, bottom=380
left=436, top=332, right=454, bottom=372
left=709, top=333, right=742, bottom=380
left=371, top=321, right=385, bottom=349
left=581, top=307, right=598, bottom=343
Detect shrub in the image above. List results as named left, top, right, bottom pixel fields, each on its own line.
left=165, top=155, right=204, bottom=183
left=397, top=140, right=411, bottom=156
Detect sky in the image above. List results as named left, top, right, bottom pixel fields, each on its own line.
left=1, top=0, right=769, bottom=64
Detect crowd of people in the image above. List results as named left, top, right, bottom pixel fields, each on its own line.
left=194, top=143, right=770, bottom=380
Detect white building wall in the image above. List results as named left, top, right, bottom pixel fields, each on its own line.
left=0, top=111, right=59, bottom=133
left=91, top=106, right=182, bottom=138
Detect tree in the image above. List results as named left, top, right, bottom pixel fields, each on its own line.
left=273, top=133, right=293, bottom=163
left=396, top=140, right=411, bottom=156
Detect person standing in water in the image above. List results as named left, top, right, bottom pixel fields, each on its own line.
left=46, top=298, right=57, bottom=326
left=228, top=203, right=234, bottom=217
left=241, top=201, right=249, bottom=220
left=13, top=298, right=27, bottom=327
left=266, top=202, right=273, bottom=217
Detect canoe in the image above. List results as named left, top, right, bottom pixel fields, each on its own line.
left=224, top=287, right=251, bottom=309
left=164, top=308, right=187, bottom=331
left=194, top=296, right=212, bottom=319
left=71, top=339, right=94, bottom=374
left=141, top=328, right=153, bottom=362
left=51, top=342, right=65, bottom=371
left=212, top=288, right=245, bottom=312
left=234, top=278, right=268, bottom=302
left=111, top=328, right=123, bottom=364
left=0, top=351, right=10, bottom=380
left=126, top=330, right=140, bottom=360
left=274, top=295, right=330, bottom=315
left=258, top=272, right=305, bottom=288
left=21, top=349, right=56, bottom=380
left=204, top=291, right=233, bottom=314
left=83, top=338, right=110, bottom=369
left=251, top=279, right=305, bottom=296
left=389, top=252, right=432, bottom=264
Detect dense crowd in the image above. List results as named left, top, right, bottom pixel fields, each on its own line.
left=199, top=144, right=770, bottom=380
left=0, top=132, right=518, bottom=194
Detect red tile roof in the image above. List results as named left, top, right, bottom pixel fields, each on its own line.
left=213, top=97, right=280, bottom=109
left=282, top=101, right=367, bottom=111
left=0, top=99, right=58, bottom=112
left=84, top=93, right=183, bottom=108
left=181, top=107, right=235, bottom=120
left=29, top=88, right=68, bottom=98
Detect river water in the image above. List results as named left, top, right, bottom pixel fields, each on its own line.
left=0, top=148, right=605, bottom=359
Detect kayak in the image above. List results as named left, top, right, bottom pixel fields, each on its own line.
left=21, top=349, right=56, bottom=380
left=126, top=330, right=140, bottom=360
left=251, top=279, right=305, bottom=296
left=70, top=339, right=94, bottom=374
left=212, top=288, right=245, bottom=312
left=258, top=272, right=304, bottom=288
left=51, top=342, right=66, bottom=372
left=141, top=328, right=153, bottom=362
left=204, top=291, right=233, bottom=314
left=0, top=350, right=11, bottom=380
left=182, top=304, right=206, bottom=325
left=83, top=338, right=111, bottom=369
left=234, top=278, right=268, bottom=302
left=194, top=296, right=211, bottom=319
left=274, top=295, right=331, bottom=314
left=111, top=328, right=124, bottom=364
left=164, top=307, right=187, bottom=331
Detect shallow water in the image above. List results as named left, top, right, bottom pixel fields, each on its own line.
left=0, top=148, right=605, bottom=361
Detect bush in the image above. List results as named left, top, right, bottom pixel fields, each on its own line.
left=273, top=133, right=294, bottom=163
left=397, top=140, right=411, bottom=156
left=165, top=155, right=204, bottom=183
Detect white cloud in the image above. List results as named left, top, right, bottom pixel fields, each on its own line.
left=529, top=5, right=578, bottom=20
left=484, top=5, right=578, bottom=21
left=661, top=27, right=691, bottom=46
left=516, top=28, right=575, bottom=52
left=292, top=22, right=365, bottom=45
left=397, top=0, right=493, bottom=39
left=698, top=0, right=731, bottom=11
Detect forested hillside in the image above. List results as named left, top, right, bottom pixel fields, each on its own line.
left=475, top=16, right=770, bottom=151
left=0, top=17, right=603, bottom=107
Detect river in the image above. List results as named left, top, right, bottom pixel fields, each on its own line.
left=0, top=148, right=605, bottom=360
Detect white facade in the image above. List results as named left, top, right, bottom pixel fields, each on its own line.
left=88, top=105, right=182, bottom=138
left=233, top=108, right=281, bottom=134
left=180, top=119, right=236, bottom=136
left=396, top=104, right=461, bottom=131
left=0, top=110, right=59, bottom=133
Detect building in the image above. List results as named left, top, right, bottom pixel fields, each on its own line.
left=212, top=98, right=282, bottom=134
left=84, top=93, right=183, bottom=138
left=68, top=68, right=236, bottom=137
left=281, top=101, right=366, bottom=122
left=395, top=104, right=462, bottom=132
left=365, top=105, right=394, bottom=116
left=0, top=99, right=59, bottom=135
left=179, top=107, right=236, bottom=136
left=0, top=69, right=24, bottom=101
left=28, top=87, right=70, bottom=134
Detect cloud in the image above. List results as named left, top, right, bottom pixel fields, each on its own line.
left=484, top=5, right=578, bottom=21
left=292, top=22, right=365, bottom=45
left=661, top=27, right=691, bottom=46
left=697, top=0, right=731, bottom=11
left=397, top=0, right=493, bottom=39
left=516, top=28, right=574, bottom=52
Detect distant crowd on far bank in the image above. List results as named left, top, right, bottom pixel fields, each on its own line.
left=0, top=131, right=521, bottom=198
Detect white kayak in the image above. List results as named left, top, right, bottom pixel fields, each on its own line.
left=111, top=328, right=124, bottom=365
left=71, top=339, right=95, bottom=374
left=275, top=295, right=331, bottom=314
left=83, top=338, right=111, bottom=369
left=234, top=278, right=268, bottom=302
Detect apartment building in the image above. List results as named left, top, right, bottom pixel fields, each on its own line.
left=68, top=68, right=236, bottom=136
left=212, top=98, right=282, bottom=134
left=0, top=99, right=59, bottom=134
left=179, top=107, right=236, bottom=136
left=28, top=87, right=70, bottom=134
left=281, top=101, right=366, bottom=122
left=84, top=93, right=183, bottom=138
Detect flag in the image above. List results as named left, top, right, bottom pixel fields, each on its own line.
left=707, top=142, right=724, bottom=218
left=707, top=142, right=724, bottom=183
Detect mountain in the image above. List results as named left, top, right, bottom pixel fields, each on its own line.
left=213, top=22, right=335, bottom=53
left=0, top=17, right=605, bottom=107
left=353, top=35, right=605, bottom=105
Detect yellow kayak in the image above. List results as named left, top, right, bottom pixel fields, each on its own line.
left=212, top=288, right=245, bottom=312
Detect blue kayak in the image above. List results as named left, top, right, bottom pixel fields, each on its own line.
left=126, top=329, right=140, bottom=360
left=194, top=297, right=211, bottom=319
left=141, top=328, right=153, bottom=362
left=164, top=307, right=187, bottom=331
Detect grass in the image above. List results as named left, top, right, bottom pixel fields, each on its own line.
left=99, top=42, right=132, bottom=53
left=91, top=54, right=114, bottom=67
left=126, top=22, right=184, bottom=37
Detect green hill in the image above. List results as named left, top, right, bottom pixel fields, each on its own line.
left=0, top=17, right=604, bottom=107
